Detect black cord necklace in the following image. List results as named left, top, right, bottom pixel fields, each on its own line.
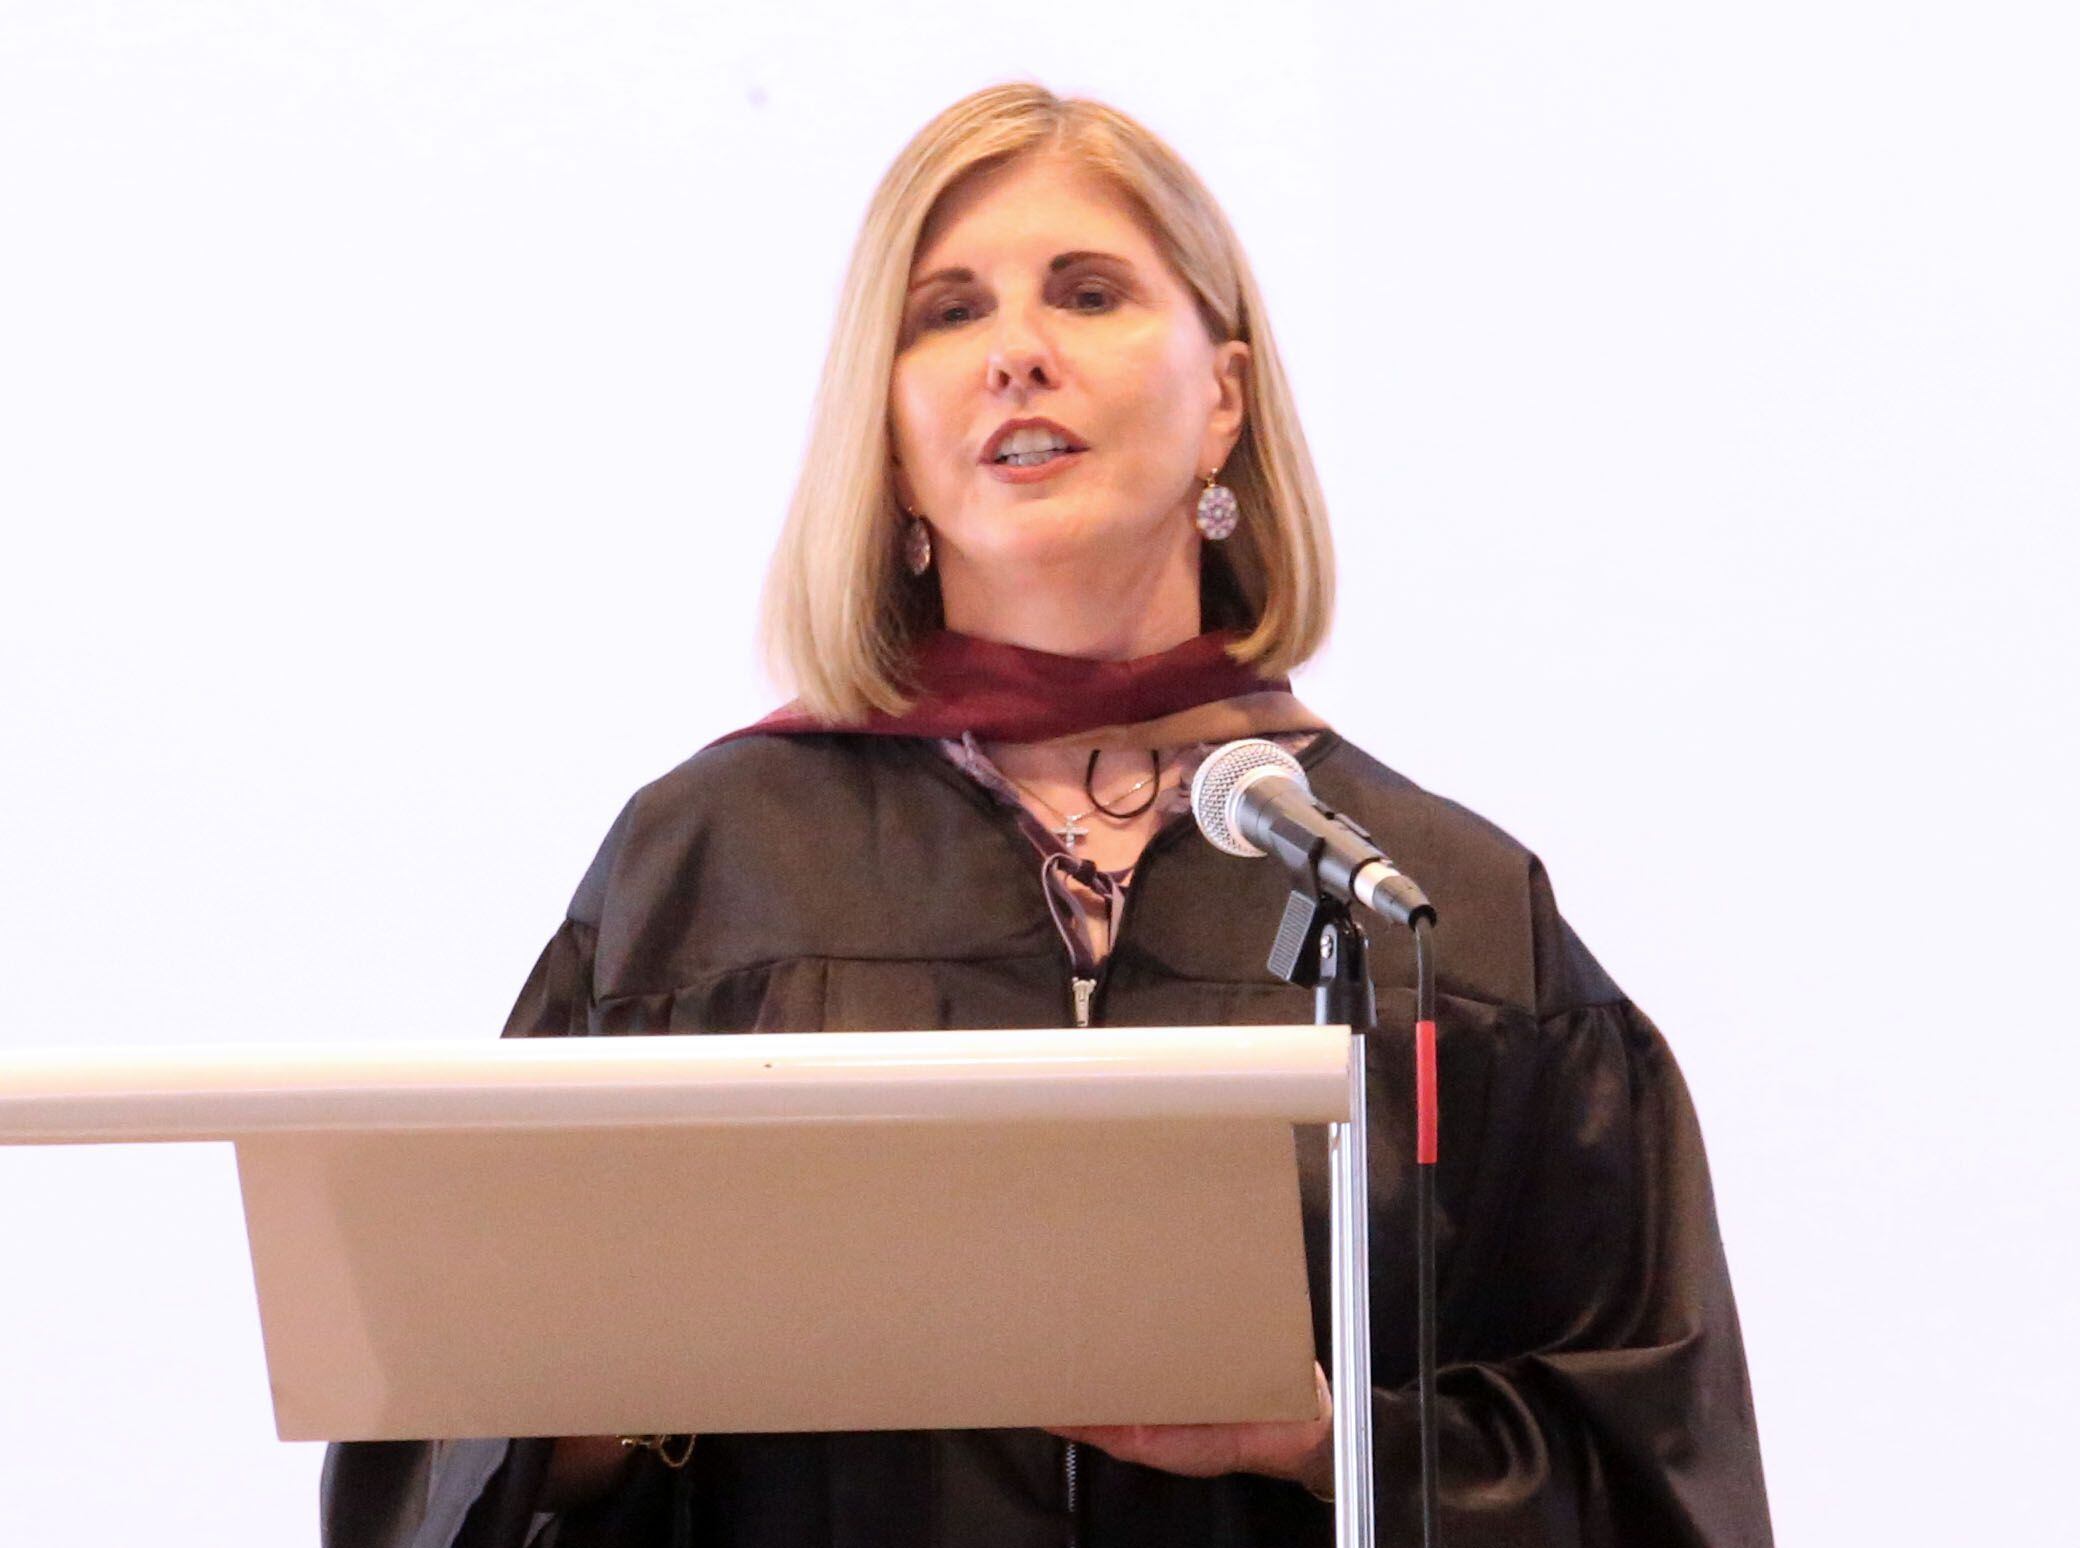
left=1083, top=748, right=1162, bottom=819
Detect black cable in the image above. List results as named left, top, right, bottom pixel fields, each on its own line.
left=1413, top=914, right=1441, bottom=1548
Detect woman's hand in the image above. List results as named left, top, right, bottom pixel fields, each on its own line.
left=1042, top=1362, right=1335, bottom=1497
left=539, top=1434, right=638, bottom=1513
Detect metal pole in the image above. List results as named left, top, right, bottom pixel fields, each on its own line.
left=1322, top=926, right=1374, bottom=1547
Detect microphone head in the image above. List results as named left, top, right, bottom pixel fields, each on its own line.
left=1191, top=738, right=1310, bottom=858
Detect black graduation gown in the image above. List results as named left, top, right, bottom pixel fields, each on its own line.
left=319, top=729, right=1774, bottom=1547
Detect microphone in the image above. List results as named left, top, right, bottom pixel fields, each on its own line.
left=1190, top=739, right=1435, bottom=927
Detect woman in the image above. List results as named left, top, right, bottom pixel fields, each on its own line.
left=322, top=84, right=1773, bottom=1547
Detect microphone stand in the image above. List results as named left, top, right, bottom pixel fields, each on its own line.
left=1268, top=888, right=1377, bottom=1548
left=1266, top=872, right=1443, bottom=1548
left=1187, top=737, right=1444, bottom=1545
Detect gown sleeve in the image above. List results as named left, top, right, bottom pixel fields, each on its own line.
left=320, top=805, right=685, bottom=1548
left=1364, top=861, right=1773, bottom=1546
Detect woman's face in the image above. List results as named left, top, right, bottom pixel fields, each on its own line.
left=889, top=154, right=1250, bottom=598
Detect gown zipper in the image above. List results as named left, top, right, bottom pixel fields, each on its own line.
left=1064, top=1434, right=1081, bottom=1546
left=1066, top=966, right=1091, bottom=1541
left=1059, top=817, right=1210, bottom=1543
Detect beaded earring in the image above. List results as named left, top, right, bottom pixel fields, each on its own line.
left=902, top=513, right=933, bottom=576
left=1194, top=470, right=1239, bottom=541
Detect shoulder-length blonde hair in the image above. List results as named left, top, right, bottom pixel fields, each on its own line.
left=758, top=82, right=1336, bottom=722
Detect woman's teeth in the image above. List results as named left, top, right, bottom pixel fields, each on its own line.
left=999, top=449, right=1070, bottom=467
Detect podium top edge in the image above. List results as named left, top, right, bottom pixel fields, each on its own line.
left=0, top=1028, right=1357, bottom=1143
left=0, top=1025, right=1352, bottom=1069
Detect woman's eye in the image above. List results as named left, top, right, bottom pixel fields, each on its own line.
left=921, top=283, right=1118, bottom=332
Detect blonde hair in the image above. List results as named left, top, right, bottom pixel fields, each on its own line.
left=758, top=82, right=1337, bottom=722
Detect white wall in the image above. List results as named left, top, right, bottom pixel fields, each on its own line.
left=2, top=4, right=2073, bottom=1542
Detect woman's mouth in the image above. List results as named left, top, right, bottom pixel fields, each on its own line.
left=986, top=448, right=1087, bottom=484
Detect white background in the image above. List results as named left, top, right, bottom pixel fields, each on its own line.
left=2, top=3, right=2074, bottom=1542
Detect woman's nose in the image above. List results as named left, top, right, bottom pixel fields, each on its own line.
left=986, top=303, right=1060, bottom=390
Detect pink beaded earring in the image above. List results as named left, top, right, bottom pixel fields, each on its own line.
left=1194, top=470, right=1239, bottom=541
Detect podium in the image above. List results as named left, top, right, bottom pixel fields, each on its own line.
left=1, top=1025, right=1374, bottom=1540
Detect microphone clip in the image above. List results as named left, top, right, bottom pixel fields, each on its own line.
left=1268, top=888, right=1341, bottom=988
left=1268, top=895, right=1380, bottom=1048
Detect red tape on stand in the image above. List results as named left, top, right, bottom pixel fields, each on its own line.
left=1415, top=1017, right=1438, bottom=1165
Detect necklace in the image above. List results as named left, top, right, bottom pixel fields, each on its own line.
left=998, top=752, right=1166, bottom=852
left=1082, top=747, right=1162, bottom=819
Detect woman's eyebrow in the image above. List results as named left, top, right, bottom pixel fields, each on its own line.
left=906, top=250, right=1134, bottom=292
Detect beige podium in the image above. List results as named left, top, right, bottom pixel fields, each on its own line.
left=0, top=1025, right=1372, bottom=1540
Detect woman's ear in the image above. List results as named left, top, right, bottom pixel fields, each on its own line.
left=1206, top=341, right=1251, bottom=466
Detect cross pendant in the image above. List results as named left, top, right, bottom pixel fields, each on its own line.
left=1054, top=817, right=1089, bottom=850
